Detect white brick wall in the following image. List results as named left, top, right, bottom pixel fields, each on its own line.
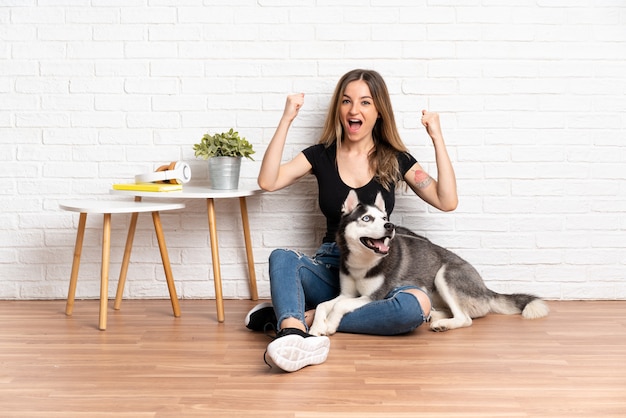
left=1, top=2, right=625, bottom=301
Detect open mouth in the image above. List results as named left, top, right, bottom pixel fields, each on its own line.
left=347, top=119, right=362, bottom=132
left=360, top=236, right=392, bottom=255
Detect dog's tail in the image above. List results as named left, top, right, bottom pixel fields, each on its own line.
left=490, top=293, right=549, bottom=319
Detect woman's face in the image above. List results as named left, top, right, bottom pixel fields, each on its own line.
left=340, top=80, right=379, bottom=144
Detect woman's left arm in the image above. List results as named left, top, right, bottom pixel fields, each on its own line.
left=404, top=110, right=458, bottom=212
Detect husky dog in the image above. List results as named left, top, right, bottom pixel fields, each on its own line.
left=309, top=190, right=549, bottom=336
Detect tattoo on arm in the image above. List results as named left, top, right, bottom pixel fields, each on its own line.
left=414, top=170, right=433, bottom=189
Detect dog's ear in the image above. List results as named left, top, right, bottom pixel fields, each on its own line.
left=342, top=190, right=360, bottom=214
left=374, top=192, right=386, bottom=213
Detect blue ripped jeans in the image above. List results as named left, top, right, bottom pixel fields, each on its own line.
left=269, top=242, right=430, bottom=336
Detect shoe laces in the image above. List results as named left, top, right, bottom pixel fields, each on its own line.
left=262, top=323, right=278, bottom=369
left=263, top=350, right=272, bottom=369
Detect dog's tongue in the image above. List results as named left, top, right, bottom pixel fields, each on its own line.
left=372, top=238, right=390, bottom=253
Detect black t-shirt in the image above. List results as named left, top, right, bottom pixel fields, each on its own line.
left=302, top=143, right=418, bottom=243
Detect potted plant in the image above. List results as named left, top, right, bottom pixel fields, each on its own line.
left=193, top=128, right=255, bottom=190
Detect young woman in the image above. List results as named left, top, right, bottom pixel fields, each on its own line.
left=246, top=69, right=458, bottom=372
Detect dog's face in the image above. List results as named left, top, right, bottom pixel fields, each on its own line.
left=340, top=190, right=395, bottom=256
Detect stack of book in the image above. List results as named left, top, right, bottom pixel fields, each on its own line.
left=112, top=183, right=183, bottom=192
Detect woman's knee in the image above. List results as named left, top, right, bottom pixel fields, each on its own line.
left=392, top=291, right=430, bottom=333
left=269, top=249, right=311, bottom=287
left=269, top=248, right=302, bottom=266
left=402, top=288, right=431, bottom=317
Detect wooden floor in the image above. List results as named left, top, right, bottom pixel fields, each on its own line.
left=0, top=300, right=625, bottom=418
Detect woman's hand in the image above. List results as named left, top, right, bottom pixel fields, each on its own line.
left=421, top=110, right=443, bottom=142
left=283, top=93, right=305, bottom=122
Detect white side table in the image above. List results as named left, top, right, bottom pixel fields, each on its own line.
left=59, top=200, right=185, bottom=330
left=111, top=186, right=262, bottom=323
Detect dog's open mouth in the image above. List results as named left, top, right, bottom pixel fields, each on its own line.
left=360, top=236, right=391, bottom=255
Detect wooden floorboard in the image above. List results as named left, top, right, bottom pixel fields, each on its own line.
left=0, top=299, right=625, bottom=417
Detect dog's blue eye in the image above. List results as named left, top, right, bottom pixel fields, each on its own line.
left=362, top=215, right=371, bottom=222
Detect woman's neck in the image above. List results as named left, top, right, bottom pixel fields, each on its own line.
left=339, top=137, right=375, bottom=156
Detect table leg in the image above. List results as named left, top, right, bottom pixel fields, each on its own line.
left=114, top=212, right=138, bottom=310
left=152, top=211, right=181, bottom=317
left=206, top=198, right=225, bottom=322
left=99, top=213, right=112, bottom=331
left=239, top=197, right=258, bottom=301
left=114, top=196, right=142, bottom=310
left=66, top=212, right=87, bottom=316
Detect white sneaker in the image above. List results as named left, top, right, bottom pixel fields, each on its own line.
left=265, top=328, right=330, bottom=372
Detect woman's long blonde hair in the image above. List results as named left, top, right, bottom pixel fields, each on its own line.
left=318, top=69, right=408, bottom=190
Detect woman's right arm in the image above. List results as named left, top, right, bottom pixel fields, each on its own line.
left=257, top=93, right=313, bottom=191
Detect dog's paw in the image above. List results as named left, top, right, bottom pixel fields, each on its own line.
left=323, top=314, right=342, bottom=335
left=429, top=320, right=449, bottom=332
left=308, top=323, right=327, bottom=336
left=322, top=323, right=338, bottom=336
left=430, top=316, right=472, bottom=332
left=309, top=314, right=329, bottom=336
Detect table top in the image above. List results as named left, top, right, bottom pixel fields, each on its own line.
left=59, top=200, right=186, bottom=214
left=110, top=184, right=263, bottom=199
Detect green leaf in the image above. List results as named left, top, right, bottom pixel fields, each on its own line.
left=193, top=129, right=255, bottom=160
